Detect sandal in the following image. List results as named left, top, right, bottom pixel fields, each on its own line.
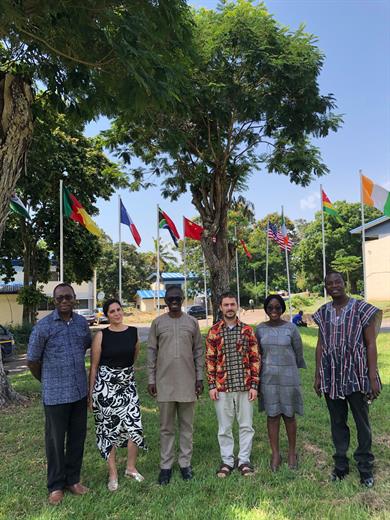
left=238, top=463, right=254, bottom=477
left=125, top=470, right=144, bottom=482
left=288, top=453, right=299, bottom=470
left=270, top=455, right=282, bottom=473
left=216, top=463, right=234, bottom=478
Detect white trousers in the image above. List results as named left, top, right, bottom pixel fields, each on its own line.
left=214, top=391, right=254, bottom=467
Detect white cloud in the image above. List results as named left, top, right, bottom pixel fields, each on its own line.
left=300, top=192, right=320, bottom=210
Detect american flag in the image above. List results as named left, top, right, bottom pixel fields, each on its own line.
left=267, top=222, right=293, bottom=252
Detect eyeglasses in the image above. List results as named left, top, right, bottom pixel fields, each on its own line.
left=266, top=305, right=282, bottom=312
left=55, top=294, right=74, bottom=302
left=166, top=296, right=183, bottom=303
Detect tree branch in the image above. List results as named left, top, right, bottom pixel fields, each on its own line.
left=18, top=28, right=115, bottom=69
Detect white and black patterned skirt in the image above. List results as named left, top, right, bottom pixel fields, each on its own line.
left=92, top=365, right=147, bottom=460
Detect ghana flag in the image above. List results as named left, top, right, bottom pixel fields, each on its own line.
left=322, top=189, right=343, bottom=224
left=63, top=186, right=101, bottom=236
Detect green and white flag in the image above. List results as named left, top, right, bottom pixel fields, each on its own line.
left=9, top=194, right=30, bottom=219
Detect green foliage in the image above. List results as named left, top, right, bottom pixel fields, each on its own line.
left=1, top=98, right=128, bottom=285
left=7, top=322, right=34, bottom=350
left=295, top=201, right=381, bottom=292
left=290, top=294, right=317, bottom=310
left=96, top=235, right=155, bottom=301
left=331, top=255, right=361, bottom=293
left=0, top=0, right=193, bottom=116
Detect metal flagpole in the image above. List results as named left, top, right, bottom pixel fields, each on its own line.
left=59, top=179, right=64, bottom=282
left=281, top=206, right=292, bottom=321
left=157, top=205, right=161, bottom=315
left=235, top=226, right=241, bottom=317
left=360, top=170, right=367, bottom=299
left=183, top=218, right=188, bottom=311
left=118, top=195, right=122, bottom=302
left=320, top=184, right=327, bottom=304
left=202, top=252, right=209, bottom=327
left=265, top=219, right=269, bottom=297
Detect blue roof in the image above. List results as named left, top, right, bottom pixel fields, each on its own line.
left=0, top=282, right=24, bottom=294
left=147, top=272, right=198, bottom=281
left=137, top=290, right=166, bottom=299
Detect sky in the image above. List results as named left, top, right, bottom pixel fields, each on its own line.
left=85, top=0, right=390, bottom=253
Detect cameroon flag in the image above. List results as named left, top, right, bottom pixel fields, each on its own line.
left=63, top=187, right=101, bottom=236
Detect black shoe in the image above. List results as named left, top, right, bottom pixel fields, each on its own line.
left=330, top=468, right=349, bottom=481
left=158, top=469, right=172, bottom=485
left=180, top=466, right=193, bottom=481
left=360, top=472, right=374, bottom=488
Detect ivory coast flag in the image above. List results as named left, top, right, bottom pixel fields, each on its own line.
left=322, top=189, right=343, bottom=224
left=362, top=175, right=390, bottom=217
left=63, top=187, right=101, bottom=236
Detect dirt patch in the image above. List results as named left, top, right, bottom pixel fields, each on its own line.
left=302, top=441, right=328, bottom=467
left=375, top=434, right=390, bottom=449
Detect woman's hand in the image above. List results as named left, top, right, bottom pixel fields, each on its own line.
left=87, top=394, right=93, bottom=412
left=148, top=384, right=157, bottom=398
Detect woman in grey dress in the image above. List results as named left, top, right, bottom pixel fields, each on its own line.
left=256, top=294, right=306, bottom=471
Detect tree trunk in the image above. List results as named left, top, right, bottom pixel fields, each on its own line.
left=0, top=355, right=27, bottom=407
left=202, top=229, right=235, bottom=323
left=0, top=73, right=33, bottom=407
left=0, top=73, right=34, bottom=246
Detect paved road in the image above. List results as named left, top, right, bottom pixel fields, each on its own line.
left=4, top=317, right=389, bottom=376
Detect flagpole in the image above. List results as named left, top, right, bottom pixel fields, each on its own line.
left=59, top=179, right=64, bottom=282
left=360, top=170, right=367, bottom=299
left=183, top=221, right=188, bottom=311
left=235, top=226, right=241, bottom=317
left=320, top=184, right=327, bottom=304
left=157, top=204, right=161, bottom=315
left=265, top=219, right=269, bottom=298
left=202, top=252, right=209, bottom=327
left=281, top=206, right=292, bottom=321
left=118, top=195, right=122, bottom=302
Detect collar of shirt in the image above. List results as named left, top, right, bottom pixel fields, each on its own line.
left=53, top=308, right=75, bottom=322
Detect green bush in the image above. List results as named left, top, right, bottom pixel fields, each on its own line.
left=290, top=294, right=316, bottom=310
left=8, top=323, right=34, bottom=352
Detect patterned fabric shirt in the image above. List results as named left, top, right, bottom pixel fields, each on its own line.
left=313, top=298, right=382, bottom=400
left=27, top=309, right=92, bottom=405
left=205, top=319, right=260, bottom=392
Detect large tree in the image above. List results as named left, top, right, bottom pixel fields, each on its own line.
left=294, top=201, right=381, bottom=292
left=0, top=0, right=193, bottom=245
left=105, top=1, right=342, bottom=314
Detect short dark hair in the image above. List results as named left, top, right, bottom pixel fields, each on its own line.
left=165, top=285, right=183, bottom=298
left=103, top=298, right=122, bottom=316
left=53, top=283, right=75, bottom=298
left=263, top=294, right=286, bottom=314
left=324, top=271, right=345, bottom=284
left=219, top=292, right=237, bottom=305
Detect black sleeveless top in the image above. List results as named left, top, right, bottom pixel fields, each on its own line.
left=99, top=327, right=138, bottom=368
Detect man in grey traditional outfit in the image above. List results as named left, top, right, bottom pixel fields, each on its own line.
left=147, top=286, right=204, bottom=485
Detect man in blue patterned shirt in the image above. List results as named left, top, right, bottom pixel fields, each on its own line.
left=27, top=283, right=91, bottom=505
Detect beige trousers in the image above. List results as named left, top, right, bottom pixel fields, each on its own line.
left=158, top=401, right=195, bottom=469
left=214, top=391, right=254, bottom=467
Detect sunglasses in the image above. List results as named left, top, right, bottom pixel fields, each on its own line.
left=166, top=296, right=183, bottom=303
left=55, top=294, right=74, bottom=302
left=266, top=305, right=282, bottom=312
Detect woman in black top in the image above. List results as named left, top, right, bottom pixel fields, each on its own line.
left=89, top=299, right=146, bottom=492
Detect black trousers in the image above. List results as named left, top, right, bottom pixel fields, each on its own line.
left=325, top=392, right=374, bottom=476
left=44, top=397, right=87, bottom=492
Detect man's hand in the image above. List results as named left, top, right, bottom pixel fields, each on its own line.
left=369, top=377, right=381, bottom=399
left=248, top=388, right=257, bottom=401
left=313, top=374, right=322, bottom=397
left=209, top=388, right=219, bottom=401
left=195, top=380, right=204, bottom=397
left=148, top=384, right=157, bottom=398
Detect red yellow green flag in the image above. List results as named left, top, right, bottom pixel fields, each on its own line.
left=63, top=187, right=101, bottom=236
left=322, top=189, right=343, bottom=224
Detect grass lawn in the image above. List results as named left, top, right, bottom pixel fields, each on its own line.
left=1, top=329, right=389, bottom=520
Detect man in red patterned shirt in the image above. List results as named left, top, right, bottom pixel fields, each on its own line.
left=205, top=292, right=260, bottom=478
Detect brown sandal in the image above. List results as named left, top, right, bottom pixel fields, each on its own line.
left=216, top=463, right=234, bottom=478
left=238, top=463, right=254, bottom=477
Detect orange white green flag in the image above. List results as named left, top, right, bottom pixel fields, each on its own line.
left=362, top=175, right=390, bottom=217
left=322, top=189, right=343, bottom=224
left=63, top=186, right=101, bottom=236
